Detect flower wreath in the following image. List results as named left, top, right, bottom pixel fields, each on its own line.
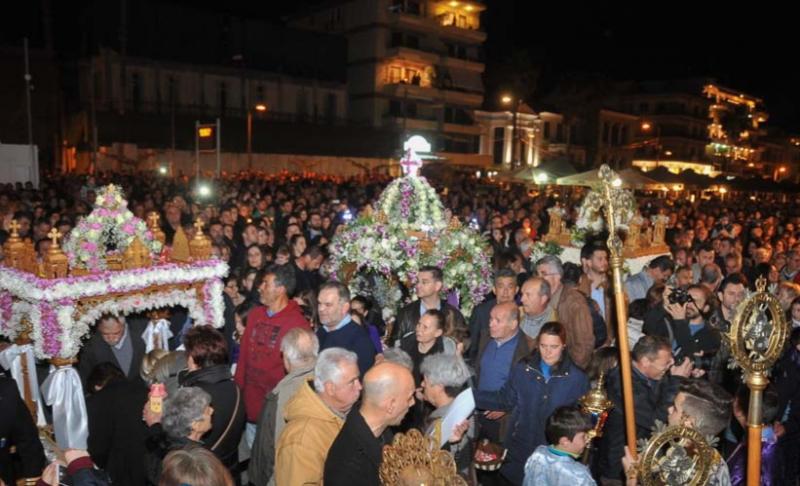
left=63, top=185, right=162, bottom=272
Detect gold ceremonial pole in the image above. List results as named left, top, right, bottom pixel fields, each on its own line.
left=745, top=372, right=768, bottom=486
left=599, top=166, right=638, bottom=458
left=726, top=276, right=788, bottom=486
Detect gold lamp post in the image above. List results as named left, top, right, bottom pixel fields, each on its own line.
left=597, top=164, right=639, bottom=458
left=726, top=276, right=789, bottom=486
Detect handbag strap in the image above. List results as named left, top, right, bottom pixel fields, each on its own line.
left=210, top=385, right=241, bottom=451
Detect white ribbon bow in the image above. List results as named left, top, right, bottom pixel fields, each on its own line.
left=0, top=344, right=47, bottom=426
left=142, top=319, right=174, bottom=353
left=41, top=364, right=88, bottom=450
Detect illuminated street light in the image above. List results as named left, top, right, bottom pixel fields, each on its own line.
left=158, top=166, right=168, bottom=175
left=197, top=184, right=212, bottom=198
left=501, top=94, right=522, bottom=168
left=248, top=104, right=269, bottom=169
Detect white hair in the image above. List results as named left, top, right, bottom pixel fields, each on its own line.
left=280, top=328, right=319, bottom=367
left=313, top=347, right=358, bottom=393
left=420, top=353, right=471, bottom=389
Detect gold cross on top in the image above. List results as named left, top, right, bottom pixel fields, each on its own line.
left=47, top=228, right=63, bottom=247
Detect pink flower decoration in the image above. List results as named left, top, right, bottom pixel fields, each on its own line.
left=90, top=222, right=103, bottom=230
left=122, top=223, right=135, bottom=234
left=39, top=303, right=62, bottom=356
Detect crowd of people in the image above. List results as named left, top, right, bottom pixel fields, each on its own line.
left=1, top=170, right=800, bottom=486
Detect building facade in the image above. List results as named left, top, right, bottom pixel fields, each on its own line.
left=291, top=0, right=487, bottom=154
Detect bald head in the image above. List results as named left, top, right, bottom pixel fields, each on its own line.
left=489, top=301, right=519, bottom=341
left=362, top=362, right=416, bottom=430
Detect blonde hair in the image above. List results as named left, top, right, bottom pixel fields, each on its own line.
left=140, top=349, right=170, bottom=384
left=141, top=350, right=187, bottom=386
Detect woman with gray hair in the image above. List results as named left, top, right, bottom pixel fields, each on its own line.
left=144, top=387, right=214, bottom=485
left=419, top=353, right=475, bottom=481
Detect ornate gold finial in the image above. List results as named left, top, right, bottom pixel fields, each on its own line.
left=47, top=228, right=63, bottom=248
left=754, top=275, right=767, bottom=293
left=189, top=219, right=213, bottom=261
left=3, top=220, right=26, bottom=270
left=147, top=212, right=166, bottom=246
left=636, top=424, right=715, bottom=486
left=147, top=212, right=160, bottom=228
left=43, top=232, right=69, bottom=279
left=122, top=237, right=152, bottom=269
left=8, top=219, right=21, bottom=237
left=579, top=372, right=614, bottom=415
left=379, top=429, right=467, bottom=486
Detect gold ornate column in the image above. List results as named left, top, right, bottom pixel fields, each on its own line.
left=598, top=165, right=638, bottom=458
left=726, top=276, right=788, bottom=486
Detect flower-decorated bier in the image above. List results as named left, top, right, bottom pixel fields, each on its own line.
left=326, top=148, right=493, bottom=321
left=0, top=184, right=228, bottom=451
left=535, top=166, right=670, bottom=271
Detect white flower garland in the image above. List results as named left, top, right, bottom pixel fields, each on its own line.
left=0, top=261, right=228, bottom=302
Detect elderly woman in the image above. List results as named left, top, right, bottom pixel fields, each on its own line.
left=420, top=353, right=474, bottom=481
left=144, top=387, right=214, bottom=485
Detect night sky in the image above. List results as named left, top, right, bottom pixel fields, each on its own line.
left=3, top=0, right=798, bottom=131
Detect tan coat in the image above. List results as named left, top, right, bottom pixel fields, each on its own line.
left=551, top=285, right=595, bottom=369
left=274, top=379, right=345, bottom=486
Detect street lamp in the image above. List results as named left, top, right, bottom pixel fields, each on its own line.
left=641, top=121, right=662, bottom=166
left=501, top=94, right=523, bottom=169
left=247, top=103, right=268, bottom=170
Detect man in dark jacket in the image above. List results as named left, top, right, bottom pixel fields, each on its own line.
left=179, top=326, right=246, bottom=469
left=0, top=374, right=45, bottom=485
left=78, top=314, right=147, bottom=387
left=324, top=362, right=416, bottom=486
left=316, top=282, right=376, bottom=375
left=643, top=284, right=721, bottom=372
left=598, top=335, right=693, bottom=484
left=474, top=302, right=533, bottom=445
left=467, top=268, right=519, bottom=364
left=389, top=266, right=466, bottom=346
left=86, top=362, right=149, bottom=486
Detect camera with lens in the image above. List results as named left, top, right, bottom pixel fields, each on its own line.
left=668, top=287, right=693, bottom=305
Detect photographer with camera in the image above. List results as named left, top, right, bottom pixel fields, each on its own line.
left=643, top=284, right=720, bottom=378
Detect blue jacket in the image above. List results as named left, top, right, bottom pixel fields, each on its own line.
left=316, top=321, right=376, bottom=375
left=474, top=353, right=589, bottom=485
